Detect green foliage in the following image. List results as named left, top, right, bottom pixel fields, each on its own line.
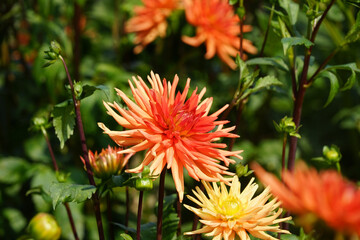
left=49, top=183, right=96, bottom=209
left=281, top=37, right=314, bottom=55
left=52, top=100, right=76, bottom=149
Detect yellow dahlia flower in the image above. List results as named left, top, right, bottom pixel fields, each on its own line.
left=184, top=176, right=291, bottom=240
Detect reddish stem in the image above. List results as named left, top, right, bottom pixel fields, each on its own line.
left=137, top=191, right=144, bottom=240
left=59, top=56, right=105, bottom=240
left=156, top=168, right=166, bottom=240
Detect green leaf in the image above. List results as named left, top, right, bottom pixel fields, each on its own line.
left=249, top=75, right=282, bottom=95
left=49, top=182, right=96, bottom=209
left=323, top=63, right=360, bottom=91
left=319, top=71, right=339, bottom=107
left=52, top=100, right=76, bottom=149
left=279, top=0, right=299, bottom=26
left=0, top=157, right=33, bottom=184
left=81, top=84, right=110, bottom=100
left=344, top=12, right=360, bottom=44
left=120, top=233, right=133, bottom=240
left=229, top=0, right=238, bottom=5
left=341, top=69, right=356, bottom=91
left=246, top=57, right=289, bottom=72
left=281, top=37, right=314, bottom=55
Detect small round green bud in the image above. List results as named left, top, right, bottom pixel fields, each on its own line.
left=74, top=82, right=83, bottom=99
left=135, top=178, right=153, bottom=191
left=33, top=117, right=46, bottom=127
left=142, top=166, right=151, bottom=177
left=47, top=52, right=58, bottom=60
left=325, top=150, right=339, bottom=162
left=27, top=213, right=61, bottom=240
left=236, top=7, right=246, bottom=18
left=50, top=41, right=62, bottom=55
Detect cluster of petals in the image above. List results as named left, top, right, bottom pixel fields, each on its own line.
left=125, top=0, right=180, bottom=54
left=98, top=71, right=243, bottom=202
left=182, top=0, right=257, bottom=69
left=184, top=176, right=291, bottom=240
left=82, top=146, right=126, bottom=180
left=252, top=162, right=360, bottom=236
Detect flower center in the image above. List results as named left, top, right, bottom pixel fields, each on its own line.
left=218, top=196, right=244, bottom=218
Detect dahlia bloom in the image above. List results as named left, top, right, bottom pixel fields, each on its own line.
left=252, top=162, right=360, bottom=236
left=125, top=0, right=180, bottom=54
left=98, top=71, right=242, bottom=201
left=184, top=176, right=291, bottom=240
left=182, top=0, right=257, bottom=69
left=81, top=146, right=126, bottom=180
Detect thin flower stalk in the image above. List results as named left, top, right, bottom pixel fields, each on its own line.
left=58, top=55, right=105, bottom=240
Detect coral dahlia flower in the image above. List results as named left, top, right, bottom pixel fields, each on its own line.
left=182, top=0, right=257, bottom=69
left=252, top=162, right=360, bottom=236
left=125, top=0, right=180, bottom=54
left=184, top=176, right=291, bottom=240
left=98, top=71, right=242, bottom=202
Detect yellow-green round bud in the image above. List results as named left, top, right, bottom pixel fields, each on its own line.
left=135, top=178, right=153, bottom=191
left=27, top=213, right=61, bottom=240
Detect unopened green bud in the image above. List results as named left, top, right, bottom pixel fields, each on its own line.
left=323, top=145, right=341, bottom=163
left=135, top=178, right=153, bottom=191
left=50, top=41, right=62, bottom=55
left=74, top=82, right=83, bottom=99
left=236, top=6, right=246, bottom=18
left=142, top=166, right=151, bottom=178
left=33, top=117, right=46, bottom=127
left=46, top=51, right=58, bottom=60
left=27, top=213, right=61, bottom=240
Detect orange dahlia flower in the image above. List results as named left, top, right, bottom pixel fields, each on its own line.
left=185, top=176, right=291, bottom=240
left=182, top=0, right=257, bottom=69
left=98, top=71, right=243, bottom=201
left=125, top=0, right=180, bottom=54
left=252, top=162, right=360, bottom=236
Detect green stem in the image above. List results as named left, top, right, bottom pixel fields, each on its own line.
left=156, top=168, right=166, bottom=240
left=59, top=55, right=105, bottom=240
left=258, top=3, right=275, bottom=58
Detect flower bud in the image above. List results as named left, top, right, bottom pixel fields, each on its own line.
left=74, top=82, right=83, bottom=99
left=323, top=145, right=341, bottom=163
left=27, top=213, right=61, bottom=240
left=135, top=178, right=153, bottom=191
left=82, top=146, right=126, bottom=180
left=50, top=41, right=62, bottom=55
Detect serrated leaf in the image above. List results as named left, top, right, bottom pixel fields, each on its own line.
left=281, top=37, right=314, bottom=55
left=81, top=84, right=110, bottom=100
left=319, top=71, right=339, bottom=107
left=49, top=182, right=96, bottom=209
left=52, top=100, right=75, bottom=149
left=246, top=57, right=289, bottom=72
left=253, top=75, right=282, bottom=92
